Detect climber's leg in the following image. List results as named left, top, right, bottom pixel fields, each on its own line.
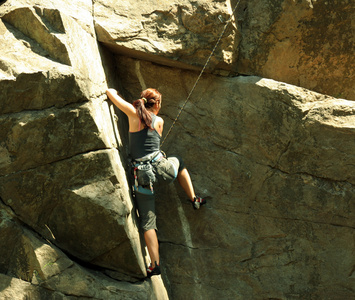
left=177, top=168, right=195, bottom=201
left=144, top=229, right=159, bottom=268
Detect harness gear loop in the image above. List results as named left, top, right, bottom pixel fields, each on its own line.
left=132, top=151, right=164, bottom=193
left=160, top=0, right=241, bottom=148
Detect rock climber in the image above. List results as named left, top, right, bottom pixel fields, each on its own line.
left=106, top=87, right=206, bottom=278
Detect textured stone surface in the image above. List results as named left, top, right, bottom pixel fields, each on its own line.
left=0, top=0, right=146, bottom=276
left=0, top=18, right=86, bottom=114
left=0, top=149, right=145, bottom=275
left=0, top=0, right=354, bottom=299
left=115, top=57, right=355, bottom=299
left=0, top=0, right=168, bottom=298
left=95, top=0, right=354, bottom=99
left=0, top=207, right=155, bottom=300
left=0, top=0, right=106, bottom=101
left=94, top=0, right=239, bottom=72
left=236, top=0, right=355, bottom=99
left=0, top=102, right=104, bottom=175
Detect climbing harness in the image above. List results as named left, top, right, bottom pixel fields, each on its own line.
left=160, top=0, right=242, bottom=148
left=132, top=151, right=165, bottom=193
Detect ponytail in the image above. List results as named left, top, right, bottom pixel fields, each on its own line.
left=133, top=98, right=153, bottom=130
left=133, top=88, right=162, bottom=130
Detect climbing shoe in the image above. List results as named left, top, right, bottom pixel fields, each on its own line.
left=192, top=196, right=206, bottom=210
left=147, top=262, right=161, bottom=278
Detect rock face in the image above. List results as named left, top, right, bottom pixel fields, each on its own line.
left=0, top=0, right=163, bottom=298
left=94, top=0, right=239, bottom=72
left=96, top=0, right=354, bottom=99
left=236, top=0, right=354, bottom=100
left=0, top=0, right=354, bottom=299
left=0, top=207, right=154, bottom=300
left=117, top=58, right=355, bottom=299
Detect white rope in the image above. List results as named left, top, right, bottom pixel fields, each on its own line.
left=160, top=0, right=241, bottom=148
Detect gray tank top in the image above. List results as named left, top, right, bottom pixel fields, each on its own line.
left=129, top=114, right=161, bottom=159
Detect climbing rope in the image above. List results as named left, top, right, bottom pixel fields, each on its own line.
left=160, top=0, right=242, bottom=148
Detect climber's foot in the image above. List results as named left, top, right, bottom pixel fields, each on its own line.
left=147, top=262, right=161, bottom=278
left=191, top=196, right=206, bottom=210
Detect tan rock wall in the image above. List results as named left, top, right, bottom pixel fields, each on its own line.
left=95, top=0, right=354, bottom=99
left=0, top=0, right=354, bottom=299
left=0, top=0, right=167, bottom=298
left=237, top=0, right=354, bottom=99
left=0, top=206, right=155, bottom=300
left=94, top=0, right=239, bottom=72
left=115, top=57, right=354, bottom=299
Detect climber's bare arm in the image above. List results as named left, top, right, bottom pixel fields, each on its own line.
left=155, top=116, right=164, bottom=136
left=106, top=89, right=136, bottom=118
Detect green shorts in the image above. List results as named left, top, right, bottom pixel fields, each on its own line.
left=134, top=155, right=184, bottom=232
left=153, top=156, right=184, bottom=184
left=134, top=186, right=156, bottom=232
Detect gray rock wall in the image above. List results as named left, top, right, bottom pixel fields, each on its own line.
left=236, top=0, right=354, bottom=100
left=117, top=58, right=354, bottom=299
left=0, top=0, right=166, bottom=298
left=96, top=0, right=354, bottom=99
left=0, top=0, right=354, bottom=299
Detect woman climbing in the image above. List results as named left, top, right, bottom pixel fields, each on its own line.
left=106, top=88, right=206, bottom=278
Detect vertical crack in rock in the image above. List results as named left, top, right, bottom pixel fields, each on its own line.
left=135, top=60, right=147, bottom=91
left=0, top=0, right=354, bottom=299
